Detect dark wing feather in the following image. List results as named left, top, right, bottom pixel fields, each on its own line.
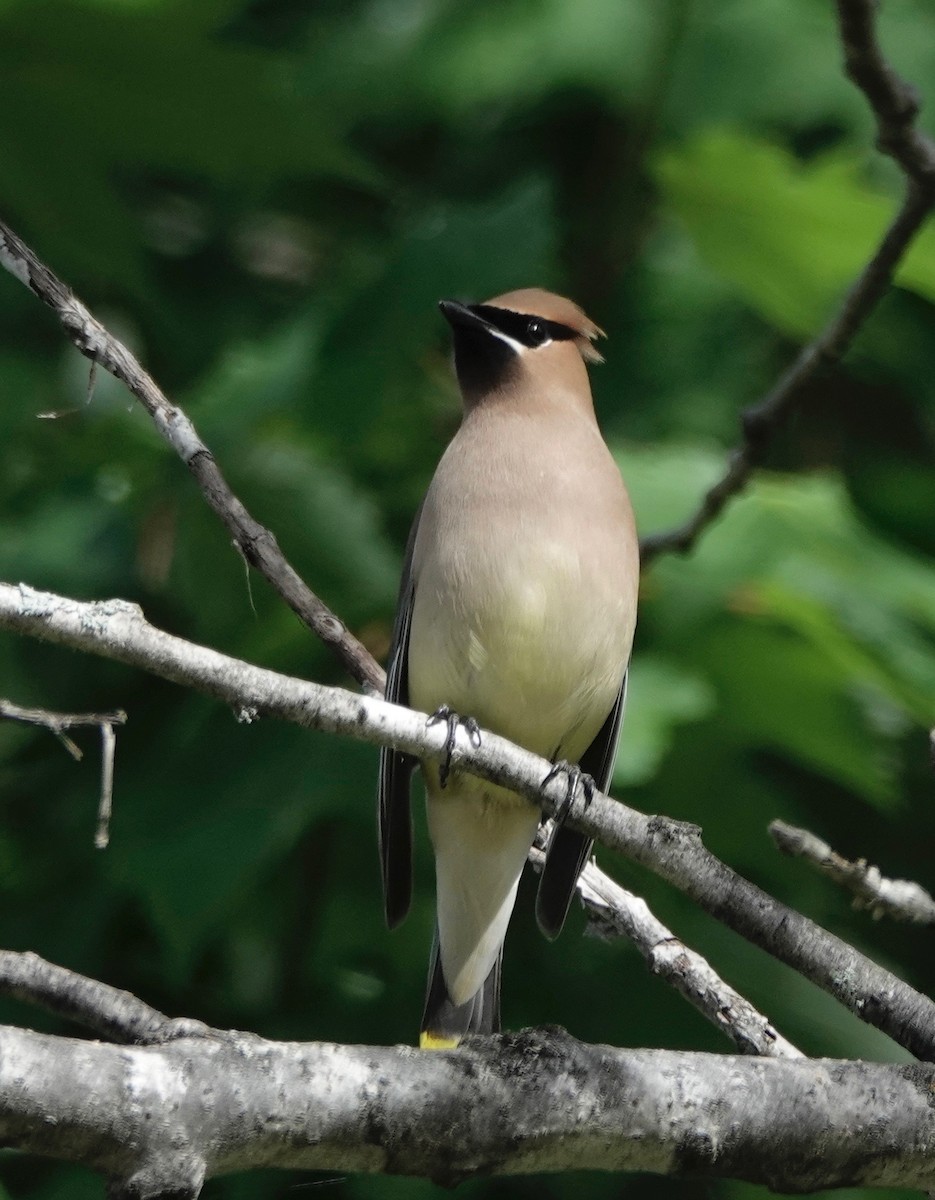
left=535, top=671, right=628, bottom=940
left=377, top=506, right=423, bottom=929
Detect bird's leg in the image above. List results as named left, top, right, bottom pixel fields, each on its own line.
left=542, top=760, right=596, bottom=823
left=426, top=706, right=482, bottom=789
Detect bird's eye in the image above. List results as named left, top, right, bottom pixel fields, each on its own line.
left=526, top=319, right=549, bottom=346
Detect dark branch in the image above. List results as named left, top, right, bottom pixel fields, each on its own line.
left=0, top=220, right=385, bottom=697
left=640, top=0, right=935, bottom=564
left=836, top=0, right=935, bottom=179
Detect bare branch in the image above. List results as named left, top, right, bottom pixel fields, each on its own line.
left=640, top=0, right=935, bottom=565
left=836, top=0, right=935, bottom=179
left=0, top=218, right=384, bottom=696
left=770, top=819, right=935, bottom=924
left=1, top=1022, right=934, bottom=1193
left=2, top=580, right=933, bottom=1061
left=0, top=950, right=209, bottom=1045
left=1, top=697, right=127, bottom=836
left=0, top=697, right=126, bottom=741
left=531, top=837, right=801, bottom=1058
left=95, top=720, right=118, bottom=850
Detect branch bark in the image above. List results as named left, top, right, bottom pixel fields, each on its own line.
left=1, top=1022, right=933, bottom=1195
left=2, top=580, right=933, bottom=1062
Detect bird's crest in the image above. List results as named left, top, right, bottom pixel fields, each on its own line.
left=483, top=287, right=605, bottom=363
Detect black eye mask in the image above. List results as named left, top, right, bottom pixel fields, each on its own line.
left=469, top=305, right=580, bottom=349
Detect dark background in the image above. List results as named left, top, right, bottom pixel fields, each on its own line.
left=0, top=0, right=934, bottom=1196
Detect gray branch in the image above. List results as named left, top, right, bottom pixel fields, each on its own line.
left=558, top=846, right=803, bottom=1059
left=1, top=580, right=933, bottom=1063
left=0, top=696, right=125, bottom=846
left=0, top=1022, right=933, bottom=1196
left=770, top=819, right=935, bottom=924
left=0, top=695, right=126, bottom=758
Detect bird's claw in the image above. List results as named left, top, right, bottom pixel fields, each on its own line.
left=542, top=760, right=595, bottom=823
left=427, top=706, right=482, bottom=788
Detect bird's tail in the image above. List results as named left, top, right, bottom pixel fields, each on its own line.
left=420, top=927, right=501, bottom=1049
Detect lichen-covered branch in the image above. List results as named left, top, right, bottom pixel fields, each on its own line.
left=1, top=1023, right=934, bottom=1196
left=0, top=950, right=211, bottom=1046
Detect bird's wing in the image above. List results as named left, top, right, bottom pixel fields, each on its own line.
left=535, top=670, right=628, bottom=940
left=377, top=505, right=423, bottom=929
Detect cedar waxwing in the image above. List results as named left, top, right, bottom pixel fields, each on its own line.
left=379, top=288, right=639, bottom=1048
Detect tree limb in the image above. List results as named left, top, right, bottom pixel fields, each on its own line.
left=2, top=580, right=933, bottom=1061
left=640, top=0, right=935, bottom=564
left=0, top=1022, right=933, bottom=1195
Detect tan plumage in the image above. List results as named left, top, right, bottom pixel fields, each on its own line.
left=379, top=287, right=639, bottom=1046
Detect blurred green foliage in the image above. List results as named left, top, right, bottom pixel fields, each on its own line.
left=0, top=0, right=934, bottom=1197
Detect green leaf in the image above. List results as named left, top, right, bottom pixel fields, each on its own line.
left=109, top=713, right=376, bottom=977
left=619, top=443, right=935, bottom=809
left=699, top=619, right=899, bottom=809
left=615, top=656, right=716, bottom=786
left=655, top=129, right=935, bottom=335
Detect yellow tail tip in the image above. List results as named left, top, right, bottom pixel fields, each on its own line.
left=420, top=1030, right=461, bottom=1050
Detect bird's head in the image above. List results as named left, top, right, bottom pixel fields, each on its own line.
left=439, top=288, right=604, bottom=409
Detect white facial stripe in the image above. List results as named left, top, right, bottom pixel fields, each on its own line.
left=486, top=327, right=552, bottom=354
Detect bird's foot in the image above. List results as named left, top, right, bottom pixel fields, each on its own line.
left=542, top=760, right=595, bottom=823
left=427, top=706, right=482, bottom=789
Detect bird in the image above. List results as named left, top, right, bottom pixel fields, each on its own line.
left=378, top=288, right=639, bottom=1049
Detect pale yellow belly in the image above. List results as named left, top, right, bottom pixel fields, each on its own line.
left=408, top=546, right=627, bottom=769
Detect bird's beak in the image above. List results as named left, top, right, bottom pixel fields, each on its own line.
left=438, top=299, right=491, bottom=335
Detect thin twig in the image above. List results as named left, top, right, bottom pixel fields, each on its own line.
left=530, top=835, right=801, bottom=1059
left=0, top=697, right=127, bottom=843
left=95, top=722, right=118, bottom=850
left=640, top=0, right=935, bottom=564
left=0, top=220, right=384, bottom=696
left=770, top=819, right=935, bottom=924
left=0, top=697, right=126, bottom=738
left=0, top=696, right=125, bottom=761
